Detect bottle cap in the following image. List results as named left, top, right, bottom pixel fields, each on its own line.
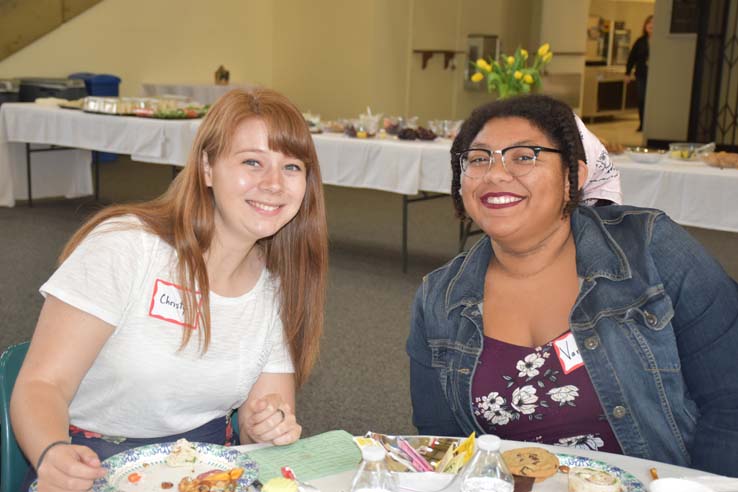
left=476, top=434, right=502, bottom=452
left=361, top=444, right=387, bottom=462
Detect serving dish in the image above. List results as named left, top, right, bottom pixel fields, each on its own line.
left=700, top=151, right=738, bottom=169
left=625, top=147, right=666, bottom=164
left=668, top=142, right=715, bottom=161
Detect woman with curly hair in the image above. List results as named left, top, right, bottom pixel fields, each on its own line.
left=407, top=94, right=738, bottom=477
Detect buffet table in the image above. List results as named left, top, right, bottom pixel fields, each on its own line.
left=612, top=156, right=738, bottom=233
left=1, top=103, right=737, bottom=263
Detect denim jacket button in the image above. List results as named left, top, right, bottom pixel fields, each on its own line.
left=584, top=336, right=599, bottom=350
left=644, top=311, right=658, bottom=326
left=613, top=405, right=627, bottom=419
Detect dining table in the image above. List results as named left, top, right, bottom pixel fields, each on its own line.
left=234, top=438, right=732, bottom=492
left=2, top=102, right=737, bottom=270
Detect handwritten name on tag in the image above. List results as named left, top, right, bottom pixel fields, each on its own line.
left=553, top=332, right=584, bottom=374
left=148, top=279, right=201, bottom=328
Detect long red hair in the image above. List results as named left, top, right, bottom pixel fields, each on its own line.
left=60, top=88, right=328, bottom=386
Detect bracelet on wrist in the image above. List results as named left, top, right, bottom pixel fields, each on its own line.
left=36, top=440, right=71, bottom=471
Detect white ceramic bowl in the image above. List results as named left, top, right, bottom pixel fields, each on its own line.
left=626, top=147, right=666, bottom=164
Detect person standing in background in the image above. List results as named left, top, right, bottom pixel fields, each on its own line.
left=626, top=15, right=653, bottom=132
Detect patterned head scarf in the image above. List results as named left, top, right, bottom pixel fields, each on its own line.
left=575, top=115, right=622, bottom=205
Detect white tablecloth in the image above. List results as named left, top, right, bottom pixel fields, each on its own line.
left=1, top=103, right=736, bottom=235
left=141, top=83, right=256, bottom=105
left=0, top=104, right=95, bottom=206
left=237, top=439, right=730, bottom=492
left=0, top=103, right=199, bottom=206
left=612, top=155, right=738, bottom=233
left=313, top=133, right=452, bottom=195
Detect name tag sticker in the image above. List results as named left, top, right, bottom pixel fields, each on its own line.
left=148, top=278, right=201, bottom=329
left=553, top=332, right=584, bottom=374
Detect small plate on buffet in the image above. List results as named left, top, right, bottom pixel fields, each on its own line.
left=625, top=147, right=666, bottom=164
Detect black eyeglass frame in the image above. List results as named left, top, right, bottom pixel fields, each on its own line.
left=456, top=145, right=563, bottom=177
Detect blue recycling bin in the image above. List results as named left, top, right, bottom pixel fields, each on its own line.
left=69, top=73, right=122, bottom=162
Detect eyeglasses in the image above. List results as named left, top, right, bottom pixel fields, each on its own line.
left=457, top=145, right=562, bottom=178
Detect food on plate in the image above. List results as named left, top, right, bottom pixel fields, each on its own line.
left=323, top=120, right=345, bottom=133
left=262, top=477, right=299, bottom=492
left=166, top=438, right=198, bottom=467
left=567, top=466, right=622, bottom=492
left=501, top=447, right=559, bottom=482
left=416, top=127, right=437, bottom=141
left=398, top=128, right=418, bottom=140
left=702, top=151, right=738, bottom=169
left=384, top=119, right=401, bottom=135
left=178, top=467, right=244, bottom=492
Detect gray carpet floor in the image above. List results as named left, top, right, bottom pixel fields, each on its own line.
left=2, top=158, right=737, bottom=439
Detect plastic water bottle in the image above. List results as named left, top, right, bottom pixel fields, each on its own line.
left=458, top=435, right=514, bottom=492
left=350, top=445, right=398, bottom=492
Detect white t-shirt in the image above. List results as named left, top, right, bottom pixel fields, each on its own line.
left=40, top=216, right=294, bottom=438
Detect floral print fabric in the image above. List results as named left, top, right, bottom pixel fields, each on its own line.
left=471, top=332, right=622, bottom=454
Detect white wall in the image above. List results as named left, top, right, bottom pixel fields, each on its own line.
left=0, top=0, right=275, bottom=96
left=644, top=0, right=696, bottom=140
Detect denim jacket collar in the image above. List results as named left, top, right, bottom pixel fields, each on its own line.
left=572, top=207, right=632, bottom=282
left=445, top=207, right=632, bottom=315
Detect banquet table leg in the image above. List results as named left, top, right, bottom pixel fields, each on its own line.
left=401, top=193, right=451, bottom=272
left=25, top=144, right=33, bottom=208
left=402, top=195, right=409, bottom=273
left=93, top=152, right=100, bottom=202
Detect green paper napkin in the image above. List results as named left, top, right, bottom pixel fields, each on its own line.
left=246, top=430, right=361, bottom=482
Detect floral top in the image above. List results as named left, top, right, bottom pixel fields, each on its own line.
left=471, top=331, right=622, bottom=453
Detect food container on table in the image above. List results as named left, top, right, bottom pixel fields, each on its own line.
left=302, top=112, right=322, bottom=133
left=358, top=112, right=382, bottom=137
left=0, top=79, right=20, bottom=105
left=668, top=142, right=715, bottom=161
left=701, top=151, right=738, bottom=169
left=625, top=147, right=666, bottom=164
left=323, top=120, right=346, bottom=133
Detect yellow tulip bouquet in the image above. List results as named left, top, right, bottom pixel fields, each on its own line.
left=471, top=43, right=553, bottom=99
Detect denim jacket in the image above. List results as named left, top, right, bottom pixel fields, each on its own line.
left=407, top=206, right=738, bottom=477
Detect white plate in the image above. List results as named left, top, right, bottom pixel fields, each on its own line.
left=30, top=442, right=258, bottom=492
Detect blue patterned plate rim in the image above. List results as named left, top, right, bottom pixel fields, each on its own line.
left=556, top=453, right=645, bottom=491
left=29, top=441, right=258, bottom=492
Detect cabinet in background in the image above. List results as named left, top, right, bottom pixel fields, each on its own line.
left=581, top=66, right=638, bottom=119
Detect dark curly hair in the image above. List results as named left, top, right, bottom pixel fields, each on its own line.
left=450, top=94, right=585, bottom=218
